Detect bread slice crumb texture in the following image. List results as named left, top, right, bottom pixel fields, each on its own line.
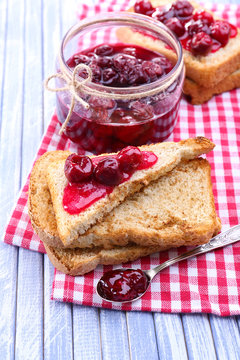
left=46, top=138, right=215, bottom=246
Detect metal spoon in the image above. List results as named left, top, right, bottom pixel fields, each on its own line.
left=96, top=224, right=240, bottom=303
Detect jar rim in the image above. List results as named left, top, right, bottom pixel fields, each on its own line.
left=59, top=11, right=184, bottom=96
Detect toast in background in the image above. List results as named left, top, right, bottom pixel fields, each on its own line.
left=45, top=138, right=215, bottom=246
left=125, top=0, right=240, bottom=89
left=183, top=69, right=240, bottom=104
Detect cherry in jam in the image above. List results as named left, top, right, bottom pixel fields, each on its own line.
left=191, top=32, right=213, bottom=56
left=64, top=154, right=93, bottom=183
left=63, top=148, right=158, bottom=214
left=97, top=269, right=149, bottom=302
left=94, top=157, right=122, bottom=186
left=117, top=146, right=142, bottom=173
left=134, top=0, right=155, bottom=16
left=134, top=0, right=238, bottom=56
left=210, top=20, right=231, bottom=46
left=67, top=44, right=171, bottom=87
left=57, top=43, right=179, bottom=153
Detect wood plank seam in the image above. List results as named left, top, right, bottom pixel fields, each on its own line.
left=98, top=308, right=103, bottom=360
left=180, top=315, right=189, bottom=359
left=207, top=314, right=218, bottom=359
left=13, top=249, right=19, bottom=360
left=125, top=312, right=133, bottom=360
left=71, top=304, right=74, bottom=360
left=0, top=1, right=8, bottom=136
left=151, top=313, right=161, bottom=360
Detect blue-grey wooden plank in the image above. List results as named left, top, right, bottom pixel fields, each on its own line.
left=44, top=257, right=73, bottom=360
left=182, top=314, right=217, bottom=360
left=127, top=311, right=159, bottom=360
left=100, top=309, right=130, bottom=360
left=154, top=313, right=188, bottom=360
left=0, top=243, right=18, bottom=360
left=14, top=0, right=45, bottom=356
left=0, top=0, right=26, bottom=357
left=0, top=0, right=7, bottom=133
left=42, top=0, right=62, bottom=130
left=15, top=249, right=43, bottom=360
left=72, top=306, right=102, bottom=360
left=21, top=0, right=44, bottom=165
left=209, top=315, right=240, bottom=360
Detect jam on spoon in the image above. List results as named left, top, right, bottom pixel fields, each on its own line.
left=97, top=269, right=149, bottom=302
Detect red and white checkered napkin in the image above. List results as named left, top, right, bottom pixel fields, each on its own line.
left=3, top=0, right=240, bottom=316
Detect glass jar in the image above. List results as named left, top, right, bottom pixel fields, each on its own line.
left=55, top=12, right=185, bottom=154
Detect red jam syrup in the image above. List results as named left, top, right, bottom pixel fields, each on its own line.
left=57, top=44, right=180, bottom=154
left=63, top=147, right=158, bottom=215
left=97, top=269, right=149, bottom=302
left=134, top=0, right=238, bottom=56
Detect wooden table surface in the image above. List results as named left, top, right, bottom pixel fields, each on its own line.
left=0, top=0, right=240, bottom=359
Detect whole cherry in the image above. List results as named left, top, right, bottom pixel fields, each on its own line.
left=67, top=54, right=90, bottom=67
left=152, top=6, right=175, bottom=24
left=64, top=154, right=94, bottom=183
left=130, top=101, right=154, bottom=121
left=95, top=44, right=114, bottom=56
left=117, top=146, right=142, bottom=173
left=134, top=0, right=155, bottom=16
left=190, top=31, right=213, bottom=56
left=210, top=20, right=231, bottom=46
left=193, top=10, right=214, bottom=25
left=153, top=56, right=173, bottom=73
left=173, top=0, right=194, bottom=21
left=165, top=17, right=186, bottom=37
left=94, top=157, right=122, bottom=185
left=187, top=20, right=210, bottom=36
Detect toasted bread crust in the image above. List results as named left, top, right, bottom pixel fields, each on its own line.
left=46, top=138, right=215, bottom=245
left=44, top=243, right=170, bottom=276
left=183, top=69, right=240, bottom=104
left=28, top=151, right=72, bottom=247
left=125, top=0, right=240, bottom=88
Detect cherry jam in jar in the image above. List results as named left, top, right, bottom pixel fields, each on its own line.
left=56, top=12, right=184, bottom=154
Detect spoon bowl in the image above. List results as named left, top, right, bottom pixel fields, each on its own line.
left=96, top=267, right=151, bottom=303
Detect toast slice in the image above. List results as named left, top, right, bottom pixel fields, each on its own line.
left=28, top=148, right=220, bottom=250
left=183, top=69, right=240, bottom=104
left=28, top=153, right=221, bottom=275
left=45, top=138, right=215, bottom=246
left=124, top=0, right=240, bottom=88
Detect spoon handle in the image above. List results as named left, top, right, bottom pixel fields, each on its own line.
left=147, top=224, right=240, bottom=280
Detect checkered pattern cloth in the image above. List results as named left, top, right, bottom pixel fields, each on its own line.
left=3, top=0, right=240, bottom=316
